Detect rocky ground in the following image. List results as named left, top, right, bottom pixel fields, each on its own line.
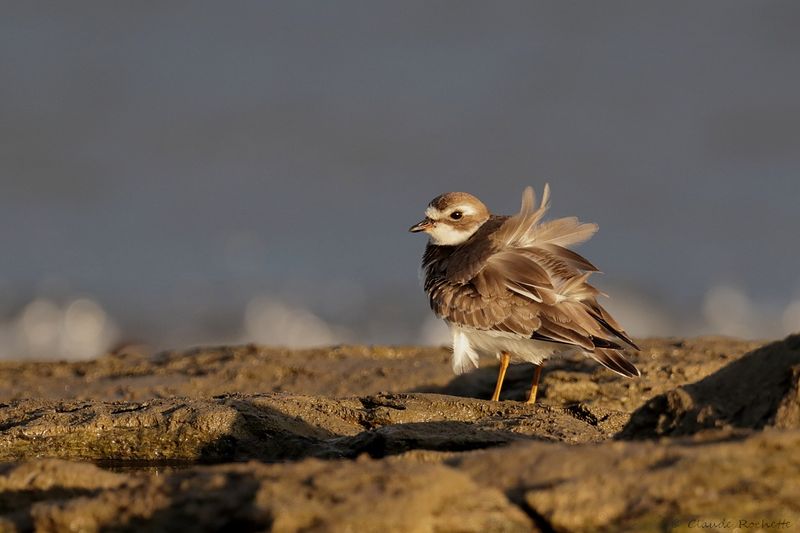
left=0, top=336, right=798, bottom=532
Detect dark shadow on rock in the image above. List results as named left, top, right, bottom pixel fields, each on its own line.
left=619, top=334, right=800, bottom=439
left=410, top=362, right=549, bottom=401
left=113, top=469, right=267, bottom=533
left=333, top=421, right=528, bottom=459
left=196, top=396, right=533, bottom=464
left=1, top=487, right=101, bottom=531
left=196, top=396, right=345, bottom=463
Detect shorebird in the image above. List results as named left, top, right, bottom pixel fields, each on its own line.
left=410, top=185, right=640, bottom=403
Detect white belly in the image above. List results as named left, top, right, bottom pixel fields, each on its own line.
left=449, top=324, right=577, bottom=374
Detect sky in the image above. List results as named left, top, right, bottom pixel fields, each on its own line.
left=2, top=2, right=799, bottom=358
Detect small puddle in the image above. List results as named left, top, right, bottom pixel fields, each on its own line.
left=92, top=457, right=294, bottom=474
left=93, top=459, right=205, bottom=474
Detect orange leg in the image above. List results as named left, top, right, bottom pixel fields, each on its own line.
left=526, top=364, right=543, bottom=404
left=491, top=352, right=511, bottom=401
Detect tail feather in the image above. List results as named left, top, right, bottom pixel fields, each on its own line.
left=452, top=328, right=479, bottom=375
left=591, top=348, right=640, bottom=378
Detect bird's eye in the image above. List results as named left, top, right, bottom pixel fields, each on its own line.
left=450, top=211, right=463, bottom=220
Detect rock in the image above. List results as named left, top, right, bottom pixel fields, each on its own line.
left=0, top=339, right=761, bottom=410
left=421, top=337, right=761, bottom=410
left=0, top=458, right=533, bottom=532
left=3, top=430, right=799, bottom=532
left=620, top=334, right=800, bottom=438
left=0, top=345, right=455, bottom=402
left=0, top=393, right=628, bottom=463
left=0, top=459, right=129, bottom=532
left=452, top=429, right=800, bottom=532
left=1, top=337, right=796, bottom=531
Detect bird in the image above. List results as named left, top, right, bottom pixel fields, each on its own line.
left=409, top=184, right=640, bottom=403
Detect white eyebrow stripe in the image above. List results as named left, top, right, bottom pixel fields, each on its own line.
left=425, top=206, right=441, bottom=218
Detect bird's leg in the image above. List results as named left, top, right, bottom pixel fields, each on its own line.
left=526, top=364, right=543, bottom=404
left=491, top=351, right=511, bottom=401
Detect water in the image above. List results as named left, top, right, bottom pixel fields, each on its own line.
left=2, top=2, right=799, bottom=358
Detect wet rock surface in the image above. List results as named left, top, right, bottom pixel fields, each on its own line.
left=1, top=336, right=798, bottom=531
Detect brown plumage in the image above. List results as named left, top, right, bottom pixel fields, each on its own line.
left=411, top=185, right=640, bottom=383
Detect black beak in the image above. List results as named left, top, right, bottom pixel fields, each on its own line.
left=409, top=218, right=434, bottom=233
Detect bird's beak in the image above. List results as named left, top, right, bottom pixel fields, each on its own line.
left=409, top=218, right=434, bottom=233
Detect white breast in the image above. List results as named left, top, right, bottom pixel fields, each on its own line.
left=449, top=324, right=577, bottom=374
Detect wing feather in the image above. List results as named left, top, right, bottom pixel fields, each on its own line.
left=539, top=243, right=599, bottom=272
left=528, top=217, right=598, bottom=248
left=537, top=317, right=594, bottom=350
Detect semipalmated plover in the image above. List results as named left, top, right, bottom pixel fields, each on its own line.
left=410, top=185, right=640, bottom=403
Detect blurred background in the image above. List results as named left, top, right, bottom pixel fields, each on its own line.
left=2, top=2, right=799, bottom=360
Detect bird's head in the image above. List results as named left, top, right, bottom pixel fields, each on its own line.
left=409, top=192, right=490, bottom=246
